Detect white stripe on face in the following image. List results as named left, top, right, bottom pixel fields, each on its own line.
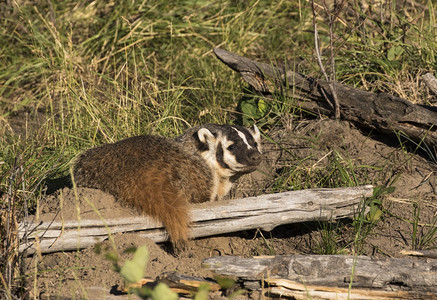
left=221, top=136, right=251, bottom=172
left=232, top=127, right=252, bottom=149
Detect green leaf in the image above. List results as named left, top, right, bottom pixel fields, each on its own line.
left=372, top=186, right=395, bottom=199
left=150, top=283, right=178, bottom=300
left=120, top=245, right=149, bottom=284
left=214, top=276, right=235, bottom=289
left=104, top=251, right=119, bottom=263
left=123, top=246, right=138, bottom=254
left=194, top=283, right=210, bottom=300
left=257, top=99, right=268, bottom=115
left=387, top=45, right=404, bottom=61
left=240, top=100, right=259, bottom=117
left=239, top=98, right=267, bottom=124
left=366, top=205, right=383, bottom=222
left=94, top=243, right=103, bottom=254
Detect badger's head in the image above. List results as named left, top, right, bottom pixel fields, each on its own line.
left=194, top=124, right=262, bottom=180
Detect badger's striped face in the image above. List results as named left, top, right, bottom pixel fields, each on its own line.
left=197, top=124, right=262, bottom=178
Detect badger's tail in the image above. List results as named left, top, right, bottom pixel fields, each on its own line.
left=119, top=167, right=191, bottom=243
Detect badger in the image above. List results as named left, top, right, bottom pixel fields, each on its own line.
left=73, top=124, right=262, bottom=243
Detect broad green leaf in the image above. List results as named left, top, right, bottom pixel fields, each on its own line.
left=367, top=205, right=383, bottom=222
left=150, top=282, right=178, bottom=300
left=194, top=283, right=210, bottom=300
left=120, top=245, right=149, bottom=284
left=214, top=276, right=235, bottom=289
left=257, top=99, right=267, bottom=115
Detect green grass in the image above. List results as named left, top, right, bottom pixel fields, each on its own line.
left=0, top=0, right=436, bottom=298
left=411, top=201, right=437, bottom=250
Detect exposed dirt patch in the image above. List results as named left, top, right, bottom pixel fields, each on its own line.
left=24, top=119, right=437, bottom=299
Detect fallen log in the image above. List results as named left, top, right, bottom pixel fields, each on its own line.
left=18, top=185, right=372, bottom=255
left=202, top=255, right=437, bottom=298
left=214, top=48, right=437, bottom=146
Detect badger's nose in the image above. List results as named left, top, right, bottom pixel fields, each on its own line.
left=248, top=150, right=262, bottom=165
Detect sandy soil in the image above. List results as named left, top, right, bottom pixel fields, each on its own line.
left=23, top=119, right=437, bottom=299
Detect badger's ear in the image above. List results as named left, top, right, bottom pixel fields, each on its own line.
left=250, top=124, right=261, bottom=143
left=197, top=128, right=215, bottom=145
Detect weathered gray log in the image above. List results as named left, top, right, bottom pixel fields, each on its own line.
left=202, top=255, right=437, bottom=297
left=214, top=48, right=437, bottom=146
left=18, top=185, right=373, bottom=255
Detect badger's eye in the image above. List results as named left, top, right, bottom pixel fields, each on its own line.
left=227, top=144, right=235, bottom=151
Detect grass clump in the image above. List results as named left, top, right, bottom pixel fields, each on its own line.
left=411, top=201, right=437, bottom=251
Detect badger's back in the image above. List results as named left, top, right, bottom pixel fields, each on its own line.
left=73, top=135, right=213, bottom=242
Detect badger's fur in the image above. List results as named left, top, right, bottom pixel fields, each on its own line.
left=73, top=124, right=262, bottom=243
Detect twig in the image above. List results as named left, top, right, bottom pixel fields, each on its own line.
left=311, top=0, right=341, bottom=120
